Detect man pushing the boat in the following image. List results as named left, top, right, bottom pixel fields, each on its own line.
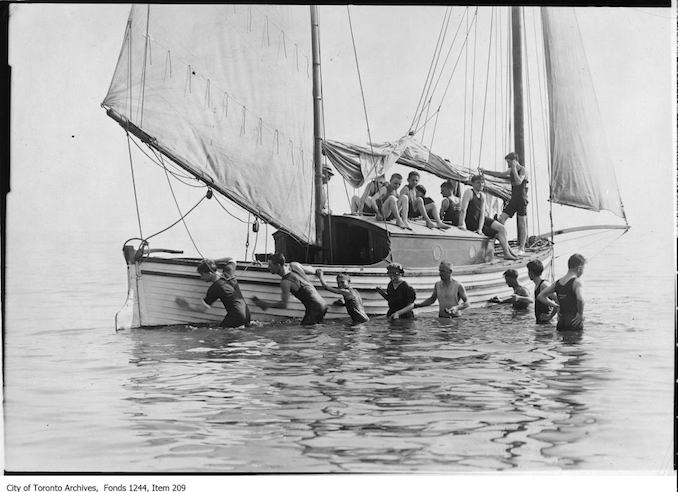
left=175, top=258, right=251, bottom=328
left=252, top=253, right=328, bottom=325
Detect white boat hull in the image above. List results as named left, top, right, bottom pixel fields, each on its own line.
left=116, top=248, right=553, bottom=329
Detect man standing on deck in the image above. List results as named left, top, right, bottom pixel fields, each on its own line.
left=413, top=261, right=469, bottom=317
left=480, top=152, right=528, bottom=255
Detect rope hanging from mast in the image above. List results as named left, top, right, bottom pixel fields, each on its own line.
left=346, top=6, right=376, bottom=163
left=410, top=7, right=452, bottom=134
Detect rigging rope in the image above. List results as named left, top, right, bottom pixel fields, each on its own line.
left=346, top=6, right=376, bottom=161
left=125, top=133, right=144, bottom=239
left=212, top=193, right=249, bottom=224
left=418, top=8, right=469, bottom=133
left=412, top=9, right=479, bottom=135
left=158, top=153, right=204, bottom=257
left=144, top=194, right=208, bottom=243
left=245, top=212, right=251, bottom=260
left=476, top=7, right=496, bottom=167
left=410, top=7, right=452, bottom=133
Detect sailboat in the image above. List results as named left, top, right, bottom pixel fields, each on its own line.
left=104, top=5, right=628, bottom=329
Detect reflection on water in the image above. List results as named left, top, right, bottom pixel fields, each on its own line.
left=114, top=309, right=604, bottom=472
left=3, top=227, right=674, bottom=472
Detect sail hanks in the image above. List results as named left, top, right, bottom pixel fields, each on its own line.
left=541, top=7, right=625, bottom=218
left=323, top=136, right=512, bottom=202
left=103, top=5, right=317, bottom=244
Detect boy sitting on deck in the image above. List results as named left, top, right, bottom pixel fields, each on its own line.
left=411, top=184, right=451, bottom=230
left=315, top=270, right=369, bottom=324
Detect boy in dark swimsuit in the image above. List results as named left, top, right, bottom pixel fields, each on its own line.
left=440, top=180, right=461, bottom=225
left=315, top=269, right=369, bottom=324
left=537, top=253, right=586, bottom=331
left=175, top=258, right=251, bottom=327
left=252, top=253, right=328, bottom=325
left=410, top=184, right=450, bottom=229
left=376, top=263, right=416, bottom=319
left=459, top=175, right=518, bottom=260
left=527, top=259, right=558, bottom=324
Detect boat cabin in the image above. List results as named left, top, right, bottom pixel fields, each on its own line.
left=273, top=214, right=494, bottom=268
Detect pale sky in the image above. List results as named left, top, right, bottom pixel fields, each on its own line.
left=6, top=4, right=676, bottom=258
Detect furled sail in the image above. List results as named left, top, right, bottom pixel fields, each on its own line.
left=103, top=5, right=317, bottom=243
left=541, top=7, right=626, bottom=218
left=323, top=136, right=512, bottom=201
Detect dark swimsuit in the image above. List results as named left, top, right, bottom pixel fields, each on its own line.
left=503, top=168, right=528, bottom=218
left=441, top=198, right=460, bottom=224
left=283, top=271, right=328, bottom=325
left=555, top=277, right=581, bottom=331
left=385, top=280, right=416, bottom=319
left=534, top=279, right=553, bottom=323
left=465, top=191, right=497, bottom=237
left=204, top=277, right=251, bottom=328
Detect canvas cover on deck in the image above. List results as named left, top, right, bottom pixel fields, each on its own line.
left=323, top=135, right=511, bottom=201
left=541, top=8, right=626, bottom=218
left=103, top=5, right=317, bottom=243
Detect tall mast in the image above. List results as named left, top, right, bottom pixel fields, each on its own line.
left=511, top=6, right=525, bottom=162
left=310, top=5, right=324, bottom=249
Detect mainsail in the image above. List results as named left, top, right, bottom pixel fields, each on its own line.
left=103, top=5, right=317, bottom=243
left=541, top=7, right=626, bottom=218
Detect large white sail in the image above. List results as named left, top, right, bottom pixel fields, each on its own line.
left=103, top=5, right=317, bottom=243
left=541, top=7, right=625, bottom=218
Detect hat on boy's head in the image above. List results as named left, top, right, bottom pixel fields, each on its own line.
left=386, top=263, right=404, bottom=275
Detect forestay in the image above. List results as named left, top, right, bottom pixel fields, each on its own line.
left=323, top=135, right=511, bottom=201
left=541, top=7, right=626, bottom=218
left=103, top=5, right=317, bottom=243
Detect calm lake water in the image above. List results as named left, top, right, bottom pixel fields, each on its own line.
left=3, top=224, right=674, bottom=473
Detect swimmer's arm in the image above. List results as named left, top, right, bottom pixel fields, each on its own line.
left=214, top=257, right=237, bottom=276
left=513, top=289, right=533, bottom=305
left=375, top=286, right=389, bottom=300
left=413, top=287, right=437, bottom=309
left=289, top=261, right=315, bottom=277
left=175, top=296, right=210, bottom=313
left=572, top=279, right=585, bottom=328
left=253, top=280, right=291, bottom=310
left=455, top=284, right=470, bottom=311
left=390, top=302, right=415, bottom=319
left=537, top=283, right=559, bottom=309
left=480, top=168, right=510, bottom=179
left=315, top=270, right=349, bottom=297
left=440, top=198, right=449, bottom=217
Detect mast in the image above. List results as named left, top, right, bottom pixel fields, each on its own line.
left=511, top=6, right=525, bottom=162
left=310, top=5, right=324, bottom=249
